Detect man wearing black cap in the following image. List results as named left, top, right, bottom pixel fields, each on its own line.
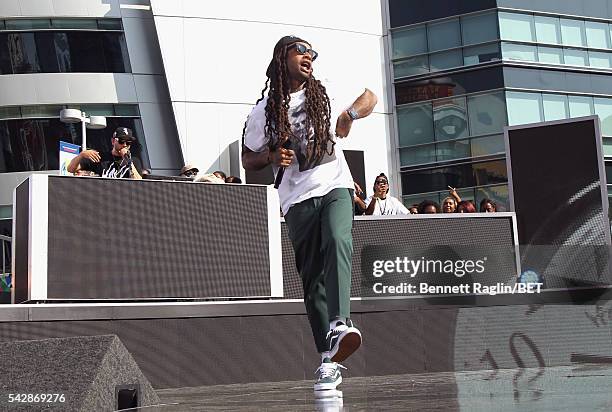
left=67, top=127, right=142, bottom=179
left=242, top=35, right=377, bottom=394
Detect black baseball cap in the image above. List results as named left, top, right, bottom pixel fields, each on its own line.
left=266, top=35, right=308, bottom=78
left=113, top=127, right=135, bottom=142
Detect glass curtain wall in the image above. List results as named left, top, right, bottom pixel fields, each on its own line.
left=391, top=11, right=500, bottom=78
left=499, top=11, right=612, bottom=71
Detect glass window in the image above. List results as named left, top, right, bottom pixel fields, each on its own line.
left=5, top=19, right=50, bottom=30
left=0, top=107, right=20, bottom=120
left=502, top=42, right=537, bottom=61
left=506, top=91, right=542, bottom=125
left=34, top=32, right=59, bottom=73
left=499, top=12, right=535, bottom=42
left=427, top=18, right=460, bottom=52
left=7, top=33, right=40, bottom=73
left=463, top=43, right=501, bottom=65
left=21, top=106, right=63, bottom=118
left=537, top=46, right=564, bottom=64
left=402, top=193, right=434, bottom=209
left=588, top=51, right=611, bottom=68
left=473, top=160, right=507, bottom=186
left=51, top=19, right=98, bottom=30
left=603, top=139, right=612, bottom=157
left=395, top=66, right=504, bottom=105
left=114, top=105, right=140, bottom=116
left=392, top=26, right=427, bottom=59
left=53, top=33, right=71, bottom=72
left=594, top=97, right=612, bottom=136
left=80, top=105, right=114, bottom=116
left=97, top=19, right=122, bottom=30
left=67, top=32, right=104, bottom=72
left=433, top=97, right=468, bottom=141
left=563, top=48, right=588, bottom=66
left=429, top=49, right=462, bottom=72
left=101, top=33, right=131, bottom=73
left=542, top=94, right=568, bottom=121
left=560, top=18, right=586, bottom=47
left=475, top=184, right=508, bottom=212
left=399, top=145, right=436, bottom=166
left=393, top=55, right=428, bottom=79
left=471, top=134, right=505, bottom=157
left=467, top=92, right=507, bottom=135
left=436, top=139, right=470, bottom=162
left=397, top=102, right=434, bottom=146
left=585, top=21, right=610, bottom=49
left=400, top=160, right=507, bottom=195
left=568, top=95, right=594, bottom=118
left=461, top=11, right=498, bottom=46
left=534, top=16, right=561, bottom=44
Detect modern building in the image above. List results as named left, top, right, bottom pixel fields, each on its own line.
left=2, top=0, right=612, bottom=235
left=388, top=0, right=612, bottom=211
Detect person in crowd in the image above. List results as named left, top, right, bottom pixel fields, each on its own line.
left=213, top=170, right=227, bottom=181
left=225, top=176, right=242, bottom=183
left=67, top=127, right=142, bottom=179
left=480, top=198, right=497, bottom=213
left=442, top=186, right=462, bottom=213
left=441, top=196, right=457, bottom=213
left=363, top=173, right=409, bottom=215
left=408, top=205, right=419, bottom=214
left=241, top=35, right=377, bottom=393
left=457, top=200, right=476, bottom=213
left=418, top=199, right=440, bottom=214
left=180, top=164, right=199, bottom=178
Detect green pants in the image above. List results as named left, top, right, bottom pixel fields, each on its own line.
left=285, top=188, right=354, bottom=353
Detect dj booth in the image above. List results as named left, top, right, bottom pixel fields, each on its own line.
left=13, top=175, right=520, bottom=303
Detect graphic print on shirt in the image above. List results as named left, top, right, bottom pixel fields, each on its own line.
left=102, top=160, right=131, bottom=178
left=288, top=104, right=336, bottom=172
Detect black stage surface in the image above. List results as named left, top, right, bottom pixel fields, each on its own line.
left=153, top=364, right=612, bottom=411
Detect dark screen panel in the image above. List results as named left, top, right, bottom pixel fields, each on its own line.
left=45, top=177, right=272, bottom=299
left=282, top=216, right=517, bottom=299
left=507, top=118, right=611, bottom=287
left=507, top=118, right=609, bottom=245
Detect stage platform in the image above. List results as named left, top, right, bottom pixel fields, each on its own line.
left=1, top=291, right=612, bottom=392
left=155, top=363, right=612, bottom=411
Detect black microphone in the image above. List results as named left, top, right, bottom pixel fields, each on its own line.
left=273, top=139, right=293, bottom=189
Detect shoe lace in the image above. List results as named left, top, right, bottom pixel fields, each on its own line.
left=316, top=362, right=347, bottom=379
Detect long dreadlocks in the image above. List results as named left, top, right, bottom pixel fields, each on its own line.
left=242, top=36, right=335, bottom=165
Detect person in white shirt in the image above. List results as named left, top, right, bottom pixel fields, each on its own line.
left=241, top=35, right=377, bottom=394
left=362, top=173, right=409, bottom=215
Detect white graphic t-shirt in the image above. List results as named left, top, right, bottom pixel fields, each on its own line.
left=244, top=89, right=354, bottom=215
left=364, top=195, right=409, bottom=215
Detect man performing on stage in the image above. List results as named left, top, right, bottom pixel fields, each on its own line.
left=242, top=35, right=377, bottom=393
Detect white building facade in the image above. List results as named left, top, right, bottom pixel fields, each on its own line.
left=0, top=0, right=393, bottom=226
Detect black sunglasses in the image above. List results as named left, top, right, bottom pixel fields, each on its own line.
left=375, top=180, right=388, bottom=185
left=182, top=169, right=197, bottom=177
left=290, top=43, right=318, bottom=61
left=116, top=138, right=132, bottom=146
